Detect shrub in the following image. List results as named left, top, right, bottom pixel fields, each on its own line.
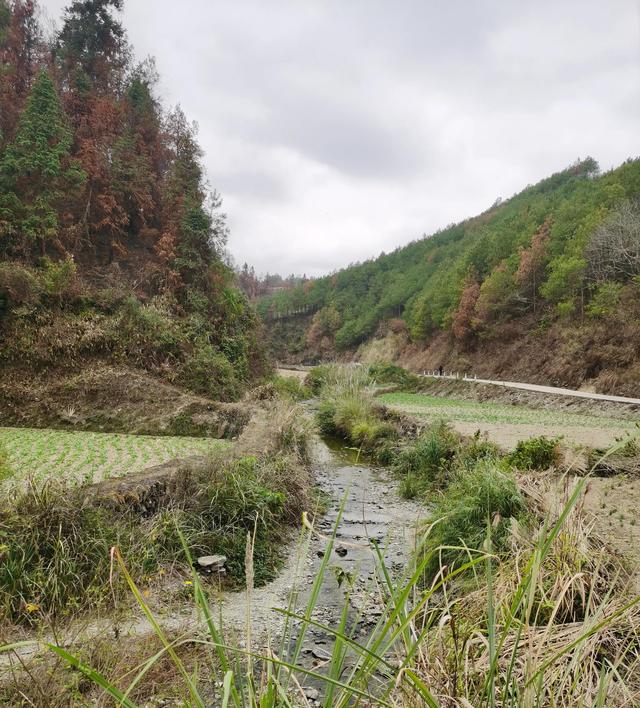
left=586, top=281, right=624, bottom=318
left=316, top=400, right=338, bottom=435
left=509, top=435, right=560, bottom=470
left=394, top=421, right=460, bottom=495
left=40, top=257, right=82, bottom=303
left=420, top=461, right=526, bottom=581
left=178, top=345, right=239, bottom=400
left=457, top=434, right=503, bottom=468
left=305, top=364, right=334, bottom=394
left=0, top=262, right=41, bottom=310
left=368, top=362, right=418, bottom=387
left=271, top=375, right=310, bottom=401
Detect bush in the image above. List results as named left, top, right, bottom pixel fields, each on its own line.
left=457, top=434, right=503, bottom=468
left=178, top=344, right=239, bottom=400
left=420, top=461, right=526, bottom=581
left=40, top=257, right=83, bottom=303
left=394, top=422, right=460, bottom=496
left=316, top=400, right=338, bottom=435
left=271, top=375, right=310, bottom=401
left=0, top=262, right=41, bottom=311
left=509, top=435, right=560, bottom=470
left=368, top=362, right=419, bottom=388
left=586, top=281, right=624, bottom=318
left=305, top=364, right=336, bottom=394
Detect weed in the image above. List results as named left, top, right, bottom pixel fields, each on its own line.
left=23, top=477, right=640, bottom=706
left=271, top=374, right=311, bottom=401
left=418, top=460, right=526, bottom=581
left=393, top=421, right=460, bottom=495
left=508, top=435, right=561, bottom=470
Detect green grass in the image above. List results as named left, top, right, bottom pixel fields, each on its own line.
left=0, top=427, right=228, bottom=487
left=21, top=479, right=640, bottom=706
left=378, top=391, right=634, bottom=430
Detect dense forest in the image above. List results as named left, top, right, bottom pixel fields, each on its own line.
left=258, top=158, right=640, bottom=394
left=0, top=0, right=265, bottom=399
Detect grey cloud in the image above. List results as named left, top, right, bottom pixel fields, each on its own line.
left=42, top=0, right=640, bottom=275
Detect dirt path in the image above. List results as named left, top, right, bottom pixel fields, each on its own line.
left=0, top=437, right=425, bottom=688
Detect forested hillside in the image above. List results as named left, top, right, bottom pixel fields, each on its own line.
left=0, top=0, right=265, bottom=400
left=258, top=158, right=640, bottom=395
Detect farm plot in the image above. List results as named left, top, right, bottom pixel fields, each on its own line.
left=378, top=392, right=637, bottom=449
left=0, top=427, right=227, bottom=487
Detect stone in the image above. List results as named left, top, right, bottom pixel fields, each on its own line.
left=197, top=554, right=226, bottom=569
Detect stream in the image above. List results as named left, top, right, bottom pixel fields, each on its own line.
left=0, top=435, right=427, bottom=700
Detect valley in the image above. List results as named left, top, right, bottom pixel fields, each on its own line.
left=0, top=0, right=638, bottom=704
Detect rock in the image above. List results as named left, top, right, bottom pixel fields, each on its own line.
left=335, top=545, right=348, bottom=557
left=304, top=687, right=320, bottom=700
left=197, top=554, right=226, bottom=570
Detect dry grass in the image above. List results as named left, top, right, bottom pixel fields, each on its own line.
left=410, top=475, right=640, bottom=706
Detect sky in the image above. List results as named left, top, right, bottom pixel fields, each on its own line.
left=43, top=0, right=640, bottom=276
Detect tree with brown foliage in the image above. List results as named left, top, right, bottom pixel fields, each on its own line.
left=515, top=220, right=551, bottom=313
left=451, top=271, right=480, bottom=345
left=0, top=0, right=42, bottom=144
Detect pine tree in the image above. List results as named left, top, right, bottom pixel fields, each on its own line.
left=0, top=0, right=43, bottom=144
left=158, top=107, right=228, bottom=308
left=56, top=0, right=128, bottom=95
left=0, top=68, right=85, bottom=256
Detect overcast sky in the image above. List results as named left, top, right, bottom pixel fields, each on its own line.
left=44, top=0, right=640, bottom=276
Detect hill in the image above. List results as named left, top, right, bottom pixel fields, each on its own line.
left=257, top=157, right=640, bottom=395
left=0, top=0, right=266, bottom=410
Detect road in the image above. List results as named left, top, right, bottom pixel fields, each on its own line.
left=423, top=373, right=640, bottom=406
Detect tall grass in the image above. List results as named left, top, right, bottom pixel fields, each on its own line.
left=0, top=402, right=312, bottom=624
left=314, top=364, right=399, bottom=458
left=6, top=475, right=637, bottom=706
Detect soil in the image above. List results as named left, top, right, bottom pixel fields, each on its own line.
left=452, top=421, right=629, bottom=451
left=0, top=363, right=251, bottom=438
left=353, top=306, right=640, bottom=398
left=583, top=476, right=640, bottom=592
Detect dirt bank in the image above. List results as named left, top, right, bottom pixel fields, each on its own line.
left=401, top=375, right=640, bottom=421
left=0, top=364, right=251, bottom=438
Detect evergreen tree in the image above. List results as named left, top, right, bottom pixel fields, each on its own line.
left=159, top=107, right=228, bottom=308
left=0, top=68, right=85, bottom=256
left=56, top=0, right=128, bottom=96
left=0, top=0, right=42, bottom=144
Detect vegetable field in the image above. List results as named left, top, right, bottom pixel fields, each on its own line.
left=0, top=427, right=227, bottom=486
left=377, top=392, right=633, bottom=429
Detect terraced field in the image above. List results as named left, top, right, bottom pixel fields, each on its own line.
left=0, top=427, right=227, bottom=487
left=377, top=392, right=637, bottom=449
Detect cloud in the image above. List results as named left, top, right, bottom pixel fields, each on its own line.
left=42, top=0, right=640, bottom=275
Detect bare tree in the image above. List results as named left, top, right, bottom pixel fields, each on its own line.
left=586, top=199, right=640, bottom=282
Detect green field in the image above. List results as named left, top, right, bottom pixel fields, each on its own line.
left=0, top=427, right=227, bottom=487
left=377, top=392, right=635, bottom=430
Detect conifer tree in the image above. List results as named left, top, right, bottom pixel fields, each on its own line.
left=0, top=68, right=85, bottom=256
left=0, top=0, right=42, bottom=144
